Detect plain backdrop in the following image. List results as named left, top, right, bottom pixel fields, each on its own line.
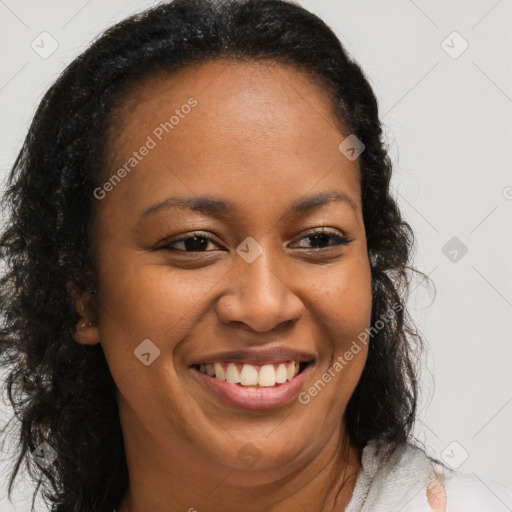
left=1, top=0, right=511, bottom=510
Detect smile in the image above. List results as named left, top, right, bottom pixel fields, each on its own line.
left=191, top=360, right=313, bottom=387
left=190, top=360, right=315, bottom=410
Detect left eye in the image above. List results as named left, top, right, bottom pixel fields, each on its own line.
left=290, top=230, right=352, bottom=249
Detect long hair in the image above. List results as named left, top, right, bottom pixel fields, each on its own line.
left=0, top=1, right=431, bottom=510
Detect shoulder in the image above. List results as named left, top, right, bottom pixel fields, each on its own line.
left=349, top=438, right=512, bottom=511
left=399, top=442, right=512, bottom=511
left=433, top=462, right=512, bottom=512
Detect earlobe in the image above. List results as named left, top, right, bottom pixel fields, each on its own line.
left=72, top=317, right=101, bottom=345
left=72, top=288, right=101, bottom=345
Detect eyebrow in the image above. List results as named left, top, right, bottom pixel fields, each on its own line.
left=139, top=190, right=357, bottom=218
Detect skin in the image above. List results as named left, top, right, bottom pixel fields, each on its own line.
left=74, top=59, right=375, bottom=512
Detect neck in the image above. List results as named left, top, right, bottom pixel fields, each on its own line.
left=116, top=415, right=362, bottom=512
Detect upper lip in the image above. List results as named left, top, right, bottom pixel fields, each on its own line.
left=188, top=346, right=316, bottom=366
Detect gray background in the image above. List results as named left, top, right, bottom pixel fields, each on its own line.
left=1, top=0, right=511, bottom=510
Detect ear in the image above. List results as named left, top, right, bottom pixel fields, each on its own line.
left=68, top=282, right=101, bottom=346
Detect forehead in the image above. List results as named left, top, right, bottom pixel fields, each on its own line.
left=113, top=58, right=341, bottom=127
left=97, top=59, right=361, bottom=220
left=105, top=59, right=349, bottom=162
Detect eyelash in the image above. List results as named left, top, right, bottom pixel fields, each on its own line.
left=159, top=229, right=353, bottom=252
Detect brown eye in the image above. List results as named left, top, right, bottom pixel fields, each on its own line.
left=291, top=229, right=352, bottom=249
left=160, top=233, right=221, bottom=252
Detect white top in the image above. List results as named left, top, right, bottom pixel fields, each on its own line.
left=344, top=437, right=512, bottom=511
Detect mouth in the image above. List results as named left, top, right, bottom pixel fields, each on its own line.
left=189, top=359, right=315, bottom=410
left=191, top=360, right=314, bottom=386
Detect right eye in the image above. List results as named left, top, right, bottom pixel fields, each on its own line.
left=159, top=232, right=221, bottom=252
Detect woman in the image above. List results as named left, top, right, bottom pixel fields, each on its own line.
left=0, top=1, right=510, bottom=511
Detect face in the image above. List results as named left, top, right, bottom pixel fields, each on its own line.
left=77, top=59, right=372, bottom=483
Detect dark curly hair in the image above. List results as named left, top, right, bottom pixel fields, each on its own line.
left=0, top=0, right=432, bottom=511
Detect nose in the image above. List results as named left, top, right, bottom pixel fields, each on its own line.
left=215, top=249, right=304, bottom=333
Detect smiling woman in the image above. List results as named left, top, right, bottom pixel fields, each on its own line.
left=0, top=1, right=510, bottom=512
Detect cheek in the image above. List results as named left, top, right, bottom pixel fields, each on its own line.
left=97, top=265, right=215, bottom=425
left=306, top=258, right=373, bottom=342
left=299, top=257, right=372, bottom=408
left=96, top=260, right=224, bottom=372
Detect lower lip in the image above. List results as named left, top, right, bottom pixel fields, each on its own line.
left=191, top=364, right=313, bottom=410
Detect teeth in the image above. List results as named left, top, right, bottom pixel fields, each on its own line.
left=226, top=363, right=240, bottom=383
left=276, top=363, right=287, bottom=383
left=197, top=360, right=308, bottom=387
left=258, top=364, right=276, bottom=387
left=240, top=364, right=259, bottom=386
left=286, top=361, right=296, bottom=381
left=214, top=362, right=225, bottom=381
